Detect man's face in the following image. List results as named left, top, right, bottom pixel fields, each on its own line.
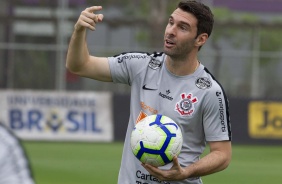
left=163, top=8, right=198, bottom=59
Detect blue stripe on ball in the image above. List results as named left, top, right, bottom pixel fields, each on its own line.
left=136, top=114, right=177, bottom=164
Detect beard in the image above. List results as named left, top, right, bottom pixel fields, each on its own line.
left=164, top=38, right=195, bottom=61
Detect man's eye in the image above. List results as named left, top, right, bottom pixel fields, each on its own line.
left=180, top=26, right=186, bottom=30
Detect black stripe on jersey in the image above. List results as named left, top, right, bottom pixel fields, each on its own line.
left=204, top=67, right=232, bottom=141
left=113, top=51, right=151, bottom=58
left=151, top=52, right=164, bottom=57
left=113, top=51, right=164, bottom=58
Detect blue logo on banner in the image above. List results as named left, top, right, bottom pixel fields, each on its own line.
left=9, top=109, right=102, bottom=133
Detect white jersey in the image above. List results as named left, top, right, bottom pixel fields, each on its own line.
left=0, top=124, right=35, bottom=184
left=108, top=52, right=231, bottom=184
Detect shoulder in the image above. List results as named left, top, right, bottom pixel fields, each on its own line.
left=196, top=66, right=229, bottom=103
left=113, top=51, right=164, bottom=57
left=112, top=51, right=150, bottom=63
left=196, top=66, right=225, bottom=92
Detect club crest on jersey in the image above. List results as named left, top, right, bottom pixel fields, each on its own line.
left=175, top=93, right=198, bottom=116
left=148, top=58, right=162, bottom=70
left=195, top=77, right=212, bottom=89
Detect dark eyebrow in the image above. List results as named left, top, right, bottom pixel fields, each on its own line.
left=169, top=15, right=191, bottom=29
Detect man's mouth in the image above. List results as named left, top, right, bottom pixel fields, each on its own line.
left=165, top=39, right=175, bottom=47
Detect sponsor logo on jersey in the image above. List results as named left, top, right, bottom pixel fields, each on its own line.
left=142, top=85, right=157, bottom=91
left=136, top=111, right=148, bottom=124
left=195, top=77, right=212, bottom=89
left=117, top=54, right=148, bottom=63
left=136, top=102, right=158, bottom=124
left=159, top=90, right=173, bottom=101
left=216, top=91, right=226, bottom=132
left=175, top=93, right=198, bottom=116
left=140, top=101, right=158, bottom=114
left=135, top=170, right=169, bottom=184
left=148, top=58, right=162, bottom=69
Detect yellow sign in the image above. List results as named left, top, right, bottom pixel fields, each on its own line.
left=249, top=101, right=282, bottom=139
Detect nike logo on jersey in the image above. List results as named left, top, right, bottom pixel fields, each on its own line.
left=142, top=85, right=157, bottom=90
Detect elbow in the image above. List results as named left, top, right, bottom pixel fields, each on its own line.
left=221, top=150, right=232, bottom=170
left=65, top=53, right=90, bottom=75
left=66, top=64, right=76, bottom=74
left=65, top=61, right=74, bottom=73
left=65, top=52, right=82, bottom=74
left=65, top=59, right=81, bottom=75
left=65, top=57, right=73, bottom=73
left=65, top=56, right=76, bottom=73
left=222, top=156, right=231, bottom=170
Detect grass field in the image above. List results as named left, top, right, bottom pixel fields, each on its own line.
left=23, top=142, right=282, bottom=184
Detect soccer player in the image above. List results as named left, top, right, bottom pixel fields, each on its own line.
left=0, top=123, right=35, bottom=184
left=66, top=1, right=232, bottom=183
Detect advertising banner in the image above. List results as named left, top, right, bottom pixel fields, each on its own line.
left=0, top=90, right=113, bottom=142
left=249, top=101, right=282, bottom=139
left=113, top=95, right=282, bottom=145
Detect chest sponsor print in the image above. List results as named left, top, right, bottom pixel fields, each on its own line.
left=175, top=93, right=198, bottom=116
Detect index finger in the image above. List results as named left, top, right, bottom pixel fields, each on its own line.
left=86, top=6, right=102, bottom=13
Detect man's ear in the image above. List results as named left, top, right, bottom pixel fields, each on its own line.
left=195, top=33, right=209, bottom=47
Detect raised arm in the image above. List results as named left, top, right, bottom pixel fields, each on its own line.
left=66, top=6, right=112, bottom=82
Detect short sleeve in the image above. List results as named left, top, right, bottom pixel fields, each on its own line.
left=108, top=52, right=150, bottom=85
left=202, top=85, right=231, bottom=142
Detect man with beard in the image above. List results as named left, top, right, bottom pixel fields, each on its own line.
left=66, top=1, right=232, bottom=183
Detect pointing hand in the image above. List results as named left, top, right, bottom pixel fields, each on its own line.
left=75, top=6, right=104, bottom=31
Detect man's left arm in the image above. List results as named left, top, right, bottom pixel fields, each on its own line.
left=142, top=140, right=232, bottom=181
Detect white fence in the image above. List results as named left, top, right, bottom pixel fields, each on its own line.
left=1, top=42, right=282, bottom=98
left=1, top=0, right=282, bottom=99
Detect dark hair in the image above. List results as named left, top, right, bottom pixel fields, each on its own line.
left=178, top=0, right=214, bottom=38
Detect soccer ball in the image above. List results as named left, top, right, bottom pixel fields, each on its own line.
left=130, top=114, right=183, bottom=167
